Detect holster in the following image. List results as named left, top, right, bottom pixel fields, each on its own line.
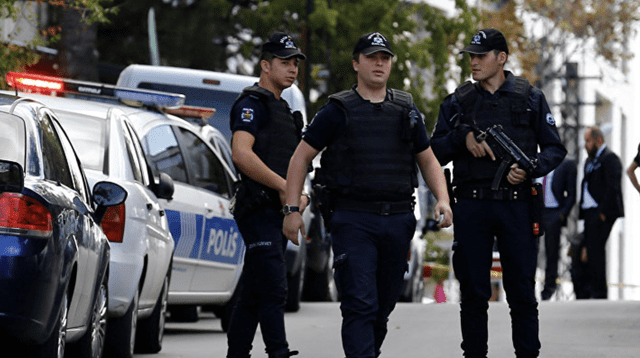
left=313, top=184, right=335, bottom=232
left=230, top=180, right=278, bottom=221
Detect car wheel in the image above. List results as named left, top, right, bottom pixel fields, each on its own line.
left=135, top=274, right=169, bottom=353
left=303, top=250, right=338, bottom=302
left=31, top=289, right=68, bottom=358
left=104, top=285, right=139, bottom=358
left=168, top=305, right=199, bottom=322
left=286, top=242, right=306, bottom=312
left=67, top=277, right=108, bottom=358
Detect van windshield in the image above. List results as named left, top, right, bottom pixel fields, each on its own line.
left=138, top=82, right=238, bottom=141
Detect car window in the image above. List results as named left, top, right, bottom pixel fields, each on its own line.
left=0, top=112, right=26, bottom=167
left=120, top=116, right=143, bottom=183
left=52, top=117, right=90, bottom=202
left=40, top=112, right=74, bottom=189
left=124, top=121, right=151, bottom=187
left=175, top=127, right=231, bottom=198
left=55, top=111, right=108, bottom=172
left=143, top=124, right=188, bottom=183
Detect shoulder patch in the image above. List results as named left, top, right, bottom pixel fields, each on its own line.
left=241, top=108, right=254, bottom=122
left=546, top=112, right=555, bottom=126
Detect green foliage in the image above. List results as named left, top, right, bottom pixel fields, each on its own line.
left=0, top=0, right=116, bottom=88
left=423, top=229, right=453, bottom=284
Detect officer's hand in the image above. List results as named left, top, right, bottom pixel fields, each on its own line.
left=507, top=163, right=527, bottom=184
left=283, top=213, right=304, bottom=246
left=435, top=201, right=453, bottom=228
left=466, top=132, right=495, bottom=161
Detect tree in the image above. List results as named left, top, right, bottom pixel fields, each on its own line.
left=0, top=0, right=117, bottom=87
left=481, top=0, right=640, bottom=87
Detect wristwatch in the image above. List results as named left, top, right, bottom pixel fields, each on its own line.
left=282, top=204, right=300, bottom=215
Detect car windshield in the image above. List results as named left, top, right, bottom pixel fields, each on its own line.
left=0, top=112, right=26, bottom=167
left=55, top=111, right=107, bottom=172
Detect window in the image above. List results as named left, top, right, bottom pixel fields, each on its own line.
left=52, top=117, right=90, bottom=203
left=121, top=117, right=143, bottom=183
left=40, top=112, right=74, bottom=189
left=176, top=127, right=231, bottom=198
left=125, top=121, right=152, bottom=187
left=143, top=125, right=188, bottom=183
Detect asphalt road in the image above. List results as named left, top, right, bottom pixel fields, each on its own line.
left=136, top=300, right=640, bottom=358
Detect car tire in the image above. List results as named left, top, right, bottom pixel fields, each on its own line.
left=303, top=250, right=338, bottom=302
left=67, top=275, right=108, bottom=358
left=30, top=289, right=68, bottom=358
left=135, top=273, right=169, bottom=353
left=104, top=285, right=139, bottom=358
left=168, top=305, right=199, bottom=322
left=286, top=242, right=306, bottom=312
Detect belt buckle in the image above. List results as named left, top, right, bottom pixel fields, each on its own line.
left=380, top=202, right=391, bottom=215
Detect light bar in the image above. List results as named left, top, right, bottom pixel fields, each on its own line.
left=6, top=72, right=185, bottom=109
left=165, top=105, right=216, bottom=119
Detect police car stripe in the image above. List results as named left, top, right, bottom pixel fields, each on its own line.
left=174, top=212, right=199, bottom=258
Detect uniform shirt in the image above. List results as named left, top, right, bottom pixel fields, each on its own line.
left=431, top=71, right=566, bottom=181
left=229, top=84, right=270, bottom=137
left=303, top=91, right=430, bottom=153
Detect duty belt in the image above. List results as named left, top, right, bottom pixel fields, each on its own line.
left=334, top=198, right=414, bottom=215
left=454, top=186, right=530, bottom=201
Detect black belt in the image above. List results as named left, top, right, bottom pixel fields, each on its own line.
left=454, top=186, right=530, bottom=201
left=334, top=198, right=414, bottom=215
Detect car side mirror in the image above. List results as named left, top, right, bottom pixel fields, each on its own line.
left=154, top=172, right=174, bottom=200
left=92, top=181, right=128, bottom=225
left=0, top=160, right=24, bottom=193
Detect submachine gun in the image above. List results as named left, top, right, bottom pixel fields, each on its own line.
left=477, top=124, right=538, bottom=190
left=477, top=124, right=544, bottom=236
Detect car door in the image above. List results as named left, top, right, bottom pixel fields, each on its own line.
left=142, top=124, right=201, bottom=294
left=172, top=125, right=244, bottom=294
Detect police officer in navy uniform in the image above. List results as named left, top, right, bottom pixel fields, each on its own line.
left=283, top=32, right=453, bottom=358
left=226, top=32, right=307, bottom=358
left=431, top=29, right=566, bottom=358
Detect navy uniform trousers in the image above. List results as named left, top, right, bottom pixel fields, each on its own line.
left=227, top=207, right=289, bottom=358
left=452, top=198, right=541, bottom=358
left=330, top=209, right=415, bottom=358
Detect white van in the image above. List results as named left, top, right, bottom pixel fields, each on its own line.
left=116, top=64, right=307, bottom=142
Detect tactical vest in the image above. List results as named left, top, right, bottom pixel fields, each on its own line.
left=234, top=85, right=301, bottom=179
left=319, top=88, right=418, bottom=199
left=452, top=77, right=537, bottom=187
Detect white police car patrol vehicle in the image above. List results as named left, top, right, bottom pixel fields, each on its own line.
left=116, top=64, right=324, bottom=310
left=4, top=72, right=177, bottom=357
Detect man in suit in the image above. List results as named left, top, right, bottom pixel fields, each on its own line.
left=578, top=126, right=624, bottom=299
left=539, top=158, right=577, bottom=300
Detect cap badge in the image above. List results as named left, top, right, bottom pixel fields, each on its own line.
left=471, top=31, right=486, bottom=45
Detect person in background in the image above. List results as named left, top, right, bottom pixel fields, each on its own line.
left=538, top=158, right=577, bottom=300
left=282, top=31, right=452, bottom=358
left=430, top=28, right=566, bottom=358
left=226, top=32, right=307, bottom=358
left=578, top=126, right=624, bottom=299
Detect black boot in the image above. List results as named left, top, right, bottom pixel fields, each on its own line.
left=268, top=349, right=299, bottom=358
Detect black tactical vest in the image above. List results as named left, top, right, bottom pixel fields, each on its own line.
left=452, top=77, right=537, bottom=187
left=319, top=88, right=418, bottom=200
left=235, top=85, right=301, bottom=179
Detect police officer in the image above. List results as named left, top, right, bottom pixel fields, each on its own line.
left=226, top=32, right=307, bottom=358
left=283, top=32, right=452, bottom=358
left=431, top=28, right=566, bottom=358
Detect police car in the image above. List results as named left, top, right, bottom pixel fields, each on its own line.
left=116, top=64, right=324, bottom=309
left=4, top=73, right=176, bottom=357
